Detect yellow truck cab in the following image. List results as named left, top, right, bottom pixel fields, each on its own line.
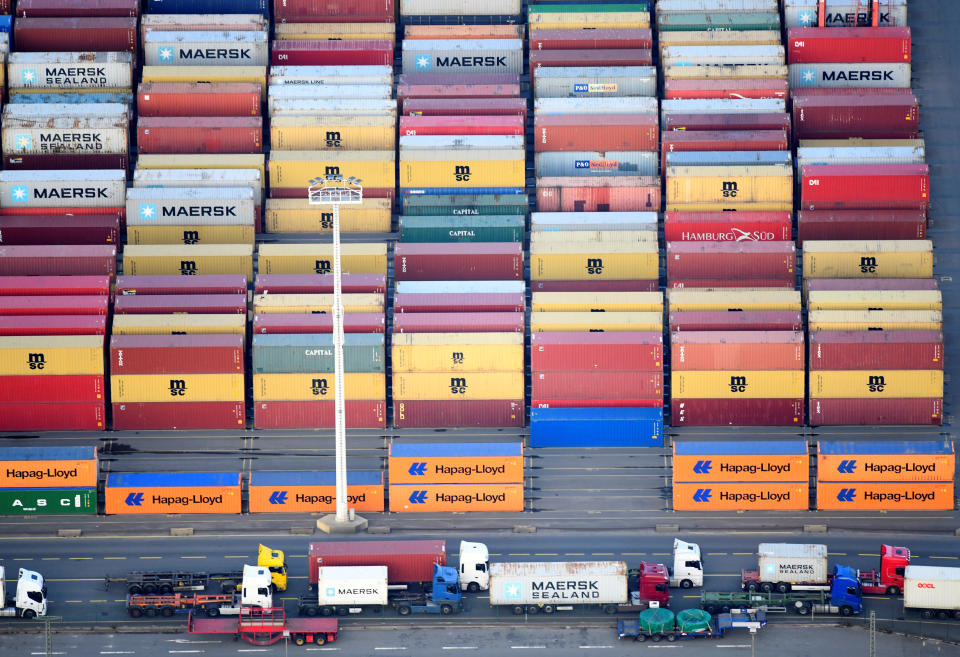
left=259, top=544, right=287, bottom=592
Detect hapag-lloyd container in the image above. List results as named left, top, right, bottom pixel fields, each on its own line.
left=787, top=27, right=911, bottom=63
left=388, top=442, right=523, bottom=485
left=788, top=62, right=910, bottom=88
left=401, top=39, right=522, bottom=75
left=0, top=245, right=116, bottom=276
left=809, top=330, right=943, bottom=370
left=530, top=331, right=662, bottom=371
left=0, top=445, right=97, bottom=488
left=530, top=407, right=662, bottom=447
left=13, top=17, right=137, bottom=55
left=0, top=169, right=126, bottom=208
left=534, top=114, right=657, bottom=152
left=531, top=211, right=657, bottom=232
left=817, top=440, right=954, bottom=482
left=673, top=440, right=808, bottom=483
left=672, top=398, right=804, bottom=426
left=394, top=243, right=523, bottom=281
left=255, top=273, right=386, bottom=295
left=116, top=274, right=247, bottom=296
left=0, top=215, right=120, bottom=245
left=810, top=398, right=942, bottom=426
left=536, top=176, right=661, bottom=212
left=143, top=31, right=268, bottom=67
left=783, top=0, right=907, bottom=28
left=816, top=481, right=954, bottom=511
left=110, top=335, right=244, bottom=374
left=0, top=275, right=110, bottom=296
left=114, top=294, right=248, bottom=315
left=389, top=482, right=524, bottom=513
left=253, top=400, right=386, bottom=429
left=104, top=472, right=241, bottom=515
left=138, top=82, right=262, bottom=117
left=535, top=151, right=657, bottom=177
left=664, top=211, right=792, bottom=242
left=533, top=66, right=657, bottom=99
left=674, top=482, right=809, bottom=511
left=394, top=400, right=524, bottom=428
left=666, top=242, right=796, bottom=282
left=664, top=78, right=788, bottom=100
left=8, top=51, right=133, bottom=90
left=125, top=187, right=256, bottom=226
left=248, top=471, right=384, bottom=513
left=672, top=331, right=804, bottom=371
left=792, top=96, right=919, bottom=141
left=800, top=164, right=929, bottom=210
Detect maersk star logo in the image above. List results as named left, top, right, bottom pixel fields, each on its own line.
left=21, top=69, right=37, bottom=84
left=325, top=587, right=336, bottom=598
left=799, top=10, right=815, bottom=26
left=415, top=55, right=431, bottom=70
left=799, top=68, right=817, bottom=86
left=158, top=47, right=175, bottom=62
left=503, top=582, right=522, bottom=600
left=10, top=185, right=29, bottom=202
left=139, top=204, right=157, bottom=221
left=15, top=135, right=31, bottom=151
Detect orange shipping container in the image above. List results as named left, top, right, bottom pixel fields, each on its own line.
left=673, top=441, right=808, bottom=483
left=389, top=483, right=524, bottom=513
left=388, top=442, right=524, bottom=485
left=671, top=332, right=804, bottom=371
left=817, top=440, right=955, bottom=482
left=248, top=471, right=383, bottom=513
left=0, top=446, right=98, bottom=488
left=816, top=481, right=954, bottom=511
left=673, top=482, right=809, bottom=511
left=104, top=472, right=241, bottom=515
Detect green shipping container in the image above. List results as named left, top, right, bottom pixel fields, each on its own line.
left=252, top=333, right=385, bottom=373
left=0, top=488, right=96, bottom=515
left=529, top=2, right=651, bottom=14
left=401, top=194, right=530, bottom=217
left=399, top=215, right=525, bottom=243
left=657, top=12, right=780, bottom=31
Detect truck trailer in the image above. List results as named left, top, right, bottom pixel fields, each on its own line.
left=618, top=608, right=766, bottom=643
left=188, top=606, right=338, bottom=647
left=742, top=543, right=830, bottom=592
left=126, top=565, right=274, bottom=618
left=707, top=565, right=863, bottom=617
left=0, top=566, right=46, bottom=619
left=903, top=565, right=960, bottom=619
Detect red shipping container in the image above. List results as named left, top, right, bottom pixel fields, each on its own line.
left=532, top=399, right=662, bottom=408
left=0, top=315, right=107, bottom=336
left=307, top=539, right=445, bottom=587
left=274, top=0, right=394, bottom=23
left=271, top=40, right=393, bottom=65
left=530, top=28, right=652, bottom=50
left=530, top=50, right=653, bottom=78
left=402, top=98, right=527, bottom=120
left=113, top=401, right=246, bottom=430
left=0, top=207, right=124, bottom=222
left=137, top=83, right=262, bottom=117
left=253, top=313, right=385, bottom=334
left=393, top=243, right=523, bottom=281
left=0, top=296, right=108, bottom=316
left=397, top=83, right=522, bottom=100
left=400, top=115, right=525, bottom=137
left=534, top=114, right=658, bottom=152
left=0, top=374, right=104, bottom=403
left=531, top=331, right=663, bottom=372
left=0, top=402, right=105, bottom=431
left=664, top=113, right=792, bottom=132
left=114, top=294, right=247, bottom=315
left=664, top=211, right=792, bottom=242
left=792, top=96, right=919, bottom=142
left=661, top=130, right=789, bottom=170
left=790, top=88, right=915, bottom=99
left=116, top=275, right=248, bottom=296
left=787, top=27, right=911, bottom=64
left=138, top=117, right=263, bottom=155
left=664, top=79, right=788, bottom=100
left=809, top=398, right=942, bottom=426
left=797, top=210, right=926, bottom=244
left=0, top=275, right=110, bottom=297
left=392, top=312, right=524, bottom=334
left=672, top=398, right=804, bottom=426
left=269, top=186, right=394, bottom=203
left=0, top=215, right=120, bottom=245
left=669, top=279, right=795, bottom=289
left=530, top=280, right=659, bottom=292
left=532, top=371, right=663, bottom=400
left=536, top=176, right=661, bottom=212
left=254, top=273, right=386, bottom=295
left=393, top=400, right=523, bottom=428
left=4, top=154, right=130, bottom=172
left=399, top=74, right=520, bottom=87
left=804, top=278, right=939, bottom=292
left=254, top=400, right=386, bottom=429
left=0, top=245, right=116, bottom=276
left=15, top=0, right=139, bottom=16
left=13, top=17, right=136, bottom=54
left=671, top=331, right=805, bottom=371
left=666, top=242, right=796, bottom=281
left=799, top=164, right=929, bottom=211
left=669, top=311, right=803, bottom=332
left=110, top=334, right=245, bottom=374
left=809, top=330, right=944, bottom=370
left=393, top=293, right=525, bottom=314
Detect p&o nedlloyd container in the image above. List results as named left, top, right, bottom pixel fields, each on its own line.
left=533, top=66, right=656, bottom=99
left=8, top=52, right=133, bottom=90
left=0, top=169, right=125, bottom=208
left=489, top=561, right=628, bottom=609
left=144, top=31, right=269, bottom=67
left=402, top=39, right=523, bottom=76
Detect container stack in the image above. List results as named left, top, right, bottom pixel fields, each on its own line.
left=816, top=440, right=954, bottom=511
left=248, top=471, right=385, bottom=513
left=388, top=442, right=524, bottom=513
left=0, top=446, right=97, bottom=516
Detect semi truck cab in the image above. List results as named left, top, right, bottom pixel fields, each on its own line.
left=859, top=544, right=910, bottom=595
left=636, top=562, right=671, bottom=607
left=669, top=539, right=703, bottom=589
left=0, top=566, right=47, bottom=618
left=258, top=544, right=287, bottom=592
left=241, top=565, right=274, bottom=609
left=826, top=565, right=863, bottom=616
left=458, top=541, right=489, bottom=592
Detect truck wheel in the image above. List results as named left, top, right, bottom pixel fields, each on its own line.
left=886, top=587, right=900, bottom=596
left=22, top=609, right=36, bottom=619
left=666, top=634, right=677, bottom=642
left=294, top=636, right=305, bottom=646
left=161, top=606, right=175, bottom=617
left=937, top=611, right=949, bottom=620
left=143, top=584, right=157, bottom=595
left=336, top=607, right=349, bottom=617
left=467, top=583, right=480, bottom=593
left=441, top=604, right=453, bottom=615
left=542, top=605, right=555, bottom=614
left=397, top=605, right=411, bottom=616
left=315, top=635, right=326, bottom=646
left=603, top=605, right=618, bottom=615
left=703, top=604, right=717, bottom=615
left=759, top=582, right=774, bottom=594
left=921, top=610, right=933, bottom=620
left=680, top=580, right=693, bottom=589
left=746, top=582, right=759, bottom=593
left=145, top=608, right=157, bottom=617
left=953, top=611, right=960, bottom=620
left=206, top=607, right=220, bottom=618
left=776, top=583, right=789, bottom=594
left=840, top=606, right=854, bottom=617
left=795, top=602, right=810, bottom=616
left=319, top=607, right=333, bottom=617
left=526, top=605, right=539, bottom=615
left=159, top=584, right=173, bottom=595
left=512, top=606, right=524, bottom=616
left=635, top=634, right=647, bottom=643
left=128, top=585, right=142, bottom=595
left=129, top=608, right=143, bottom=618
left=651, top=634, right=662, bottom=643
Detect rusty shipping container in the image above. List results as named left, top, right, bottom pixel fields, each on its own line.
left=669, top=311, right=804, bottom=332
left=810, top=398, right=943, bottom=426
left=137, top=83, right=261, bottom=117
left=393, top=400, right=524, bottom=428
left=138, top=117, right=263, bottom=154
left=672, top=332, right=804, bottom=371
left=666, top=242, right=795, bottom=282
left=536, top=176, right=661, bottom=212
left=672, top=398, right=805, bottom=427
left=393, top=243, right=523, bottom=281
left=809, top=330, right=943, bottom=370
left=798, top=210, right=926, bottom=244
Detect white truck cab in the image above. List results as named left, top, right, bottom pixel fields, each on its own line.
left=0, top=566, right=47, bottom=618
left=458, top=541, right=490, bottom=592
left=670, top=539, right=703, bottom=589
left=241, top=564, right=274, bottom=609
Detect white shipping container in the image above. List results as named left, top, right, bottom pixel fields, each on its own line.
left=133, top=168, right=263, bottom=200
left=401, top=39, right=523, bottom=75
left=401, top=150, right=524, bottom=163
left=2, top=117, right=128, bottom=156
left=660, top=99, right=786, bottom=129
left=399, top=135, right=524, bottom=151
left=797, top=146, right=926, bottom=168
left=7, top=52, right=133, bottom=90
left=666, top=164, right=792, bottom=179
left=267, top=85, right=392, bottom=113
left=141, top=14, right=269, bottom=32
left=270, top=65, right=393, bottom=86
left=396, top=280, right=525, bottom=294
left=269, top=99, right=397, bottom=118
left=0, top=169, right=126, bottom=208
left=783, top=0, right=907, bottom=28
left=2, top=103, right=128, bottom=120
left=903, top=566, right=960, bottom=613
left=489, top=561, right=628, bottom=607
left=535, top=152, right=658, bottom=177
left=661, top=45, right=785, bottom=66
left=756, top=544, right=829, bottom=585
left=663, top=64, right=788, bottom=80
left=144, top=31, right=269, bottom=67
left=316, top=566, right=389, bottom=607
left=788, top=63, right=911, bottom=89
left=531, top=212, right=658, bottom=231
left=657, top=0, right=777, bottom=9
left=401, top=0, right=522, bottom=16
left=126, top=187, right=256, bottom=226
left=533, top=66, right=657, bottom=99
left=533, top=97, right=658, bottom=116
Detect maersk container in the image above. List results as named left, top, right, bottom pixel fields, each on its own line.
left=755, top=544, right=829, bottom=586
left=0, top=169, right=126, bottom=208
left=316, top=566, right=389, bottom=607
left=531, top=211, right=656, bottom=232
left=789, top=63, right=910, bottom=88
left=399, top=216, right=524, bottom=242
left=253, top=333, right=384, bottom=373
left=535, top=151, right=657, bottom=177
left=401, top=39, right=523, bottom=75
left=7, top=51, right=133, bottom=90
left=666, top=151, right=792, bottom=167
left=530, top=407, right=663, bottom=448
left=783, top=0, right=907, bottom=28
left=534, top=97, right=658, bottom=116
left=533, top=66, right=656, bottom=99
left=268, top=83, right=392, bottom=105
left=146, top=0, right=268, bottom=13
left=903, top=566, right=960, bottom=616
left=143, top=31, right=269, bottom=67
left=3, top=103, right=129, bottom=123
left=489, top=561, right=628, bottom=607
left=2, top=117, right=128, bottom=157
left=270, top=65, right=393, bottom=86
left=125, top=187, right=256, bottom=226
left=661, top=45, right=785, bottom=66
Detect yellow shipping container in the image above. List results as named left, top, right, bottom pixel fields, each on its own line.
left=530, top=311, right=662, bottom=332
left=391, top=333, right=523, bottom=346
left=392, top=372, right=524, bottom=401
left=529, top=11, right=650, bottom=29
left=127, top=225, right=255, bottom=246
left=253, top=293, right=384, bottom=314
left=271, top=118, right=396, bottom=151
left=532, top=291, right=663, bottom=312
left=0, top=335, right=103, bottom=376
left=808, top=310, right=942, bottom=332
left=666, top=169, right=792, bottom=206
left=111, top=314, right=247, bottom=335
left=810, top=370, right=944, bottom=399
left=666, top=201, right=793, bottom=212
left=392, top=343, right=524, bottom=373
left=135, top=154, right=266, bottom=185
left=274, top=22, right=396, bottom=42
left=141, top=66, right=267, bottom=99
left=530, top=230, right=657, bottom=244
left=662, top=64, right=789, bottom=80
left=111, top=374, right=245, bottom=403
left=802, top=240, right=934, bottom=279
left=269, top=151, right=395, bottom=190
left=264, top=198, right=391, bottom=233
left=530, top=244, right=659, bottom=281
left=400, top=160, right=525, bottom=189
left=672, top=370, right=805, bottom=399
left=123, top=244, right=254, bottom=282
left=807, top=290, right=942, bottom=311
left=253, top=373, right=385, bottom=401
left=257, top=243, right=387, bottom=276
left=667, top=289, right=802, bottom=311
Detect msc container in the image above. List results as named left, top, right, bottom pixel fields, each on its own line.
left=257, top=243, right=388, bottom=276
left=0, top=275, right=110, bottom=297
left=673, top=482, right=809, bottom=511
left=254, top=273, right=386, bottom=295
left=0, top=445, right=97, bottom=488
left=388, top=442, right=523, bottom=485
left=143, top=31, right=269, bottom=67
left=13, top=17, right=137, bottom=55
left=8, top=51, right=133, bottom=90
left=665, top=164, right=793, bottom=209
left=270, top=116, right=396, bottom=151
left=0, top=488, right=96, bottom=516
left=116, top=274, right=247, bottom=295
left=104, top=472, right=241, bottom=515
left=393, top=243, right=522, bottom=281
left=817, top=440, right=954, bottom=482
left=672, top=332, right=804, bottom=371
left=807, top=290, right=941, bottom=311
left=137, top=117, right=263, bottom=154
left=0, top=316, right=107, bottom=336
left=787, top=27, right=910, bottom=63
left=664, top=211, right=792, bottom=242
left=809, top=331, right=943, bottom=371
left=114, top=294, right=247, bottom=315
left=110, top=335, right=244, bottom=374
left=248, top=471, right=384, bottom=513
left=0, top=245, right=116, bottom=276
left=672, top=441, right=808, bottom=483
left=817, top=482, right=954, bottom=511
left=252, top=313, right=386, bottom=334
left=0, top=402, right=105, bottom=431
left=533, top=66, right=656, bottom=98
left=783, top=0, right=907, bottom=28
left=0, top=215, right=120, bottom=245
left=267, top=151, right=395, bottom=198
left=488, top=561, right=627, bottom=607
left=530, top=331, right=662, bottom=372
left=265, top=198, right=391, bottom=234
left=392, top=372, right=523, bottom=401
left=137, top=82, right=261, bottom=116
left=529, top=28, right=652, bottom=51
left=530, top=407, right=662, bottom=447
left=308, top=539, right=446, bottom=587
left=123, top=244, right=254, bottom=281
left=394, top=399, right=524, bottom=428
left=799, top=164, right=929, bottom=211
left=798, top=210, right=926, bottom=244
left=0, top=169, right=126, bottom=208
left=672, top=370, right=804, bottom=400
left=127, top=224, right=256, bottom=246
left=111, top=373, right=245, bottom=403
left=126, top=187, right=256, bottom=226
left=389, top=483, right=524, bottom=513
left=253, top=333, right=384, bottom=373
left=392, top=333, right=523, bottom=373
left=802, top=240, right=933, bottom=279
left=272, top=40, right=393, bottom=66
left=666, top=242, right=795, bottom=281
left=529, top=242, right=659, bottom=281
left=253, top=400, right=386, bottom=429
left=811, top=370, right=944, bottom=399
left=810, top=398, right=943, bottom=426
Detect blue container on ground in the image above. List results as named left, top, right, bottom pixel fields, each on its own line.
left=530, top=407, right=663, bottom=447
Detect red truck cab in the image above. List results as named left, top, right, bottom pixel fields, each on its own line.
left=636, top=562, right=670, bottom=607
left=859, top=545, right=910, bottom=595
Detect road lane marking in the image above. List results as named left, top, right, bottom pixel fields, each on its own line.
left=30, top=653, right=65, bottom=655
left=65, top=600, right=83, bottom=603
left=622, top=553, right=646, bottom=556
left=592, top=553, right=614, bottom=556
left=859, top=554, right=880, bottom=557
left=442, top=648, right=478, bottom=651
left=579, top=646, right=613, bottom=649
left=104, top=557, right=126, bottom=560
left=89, top=599, right=107, bottom=603
left=306, top=649, right=340, bottom=652
left=69, top=557, right=93, bottom=560
left=508, top=553, right=530, bottom=556
left=704, top=574, right=739, bottom=577
left=733, top=553, right=752, bottom=556
left=140, top=556, right=162, bottom=559
left=101, top=652, right=136, bottom=655
left=237, top=651, right=267, bottom=654
left=290, top=554, right=307, bottom=558
left=653, top=553, right=670, bottom=556
left=931, top=556, right=958, bottom=560
left=510, top=647, right=546, bottom=650
left=717, top=645, right=751, bottom=649
left=224, top=555, right=249, bottom=559
left=180, top=556, right=206, bottom=559
left=828, top=553, right=847, bottom=556
left=168, top=652, right=204, bottom=654
left=13, top=558, right=33, bottom=561
left=41, top=557, right=60, bottom=560
left=707, top=553, right=728, bottom=556
left=49, top=578, right=102, bottom=582
left=564, top=553, right=585, bottom=556
left=535, top=553, right=559, bottom=556
left=864, top=596, right=888, bottom=600
left=683, top=595, right=700, bottom=599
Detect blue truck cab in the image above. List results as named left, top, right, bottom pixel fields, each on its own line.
left=828, top=565, right=863, bottom=615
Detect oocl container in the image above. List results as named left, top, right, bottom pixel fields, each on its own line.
left=673, top=441, right=808, bottom=483
left=104, top=472, right=241, bottom=515
left=248, top=471, right=384, bottom=513
left=388, top=442, right=523, bottom=485
left=674, top=482, right=809, bottom=511
left=0, top=445, right=97, bottom=488
left=389, top=483, right=524, bottom=513
left=817, top=440, right=954, bottom=482
left=143, top=31, right=269, bottom=67
left=809, top=330, right=943, bottom=370
left=816, top=482, right=954, bottom=511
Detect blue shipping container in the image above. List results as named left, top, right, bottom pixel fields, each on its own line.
left=402, top=187, right=526, bottom=196
left=249, top=471, right=382, bottom=487
left=106, top=472, right=240, bottom=488
left=0, top=15, right=11, bottom=34
left=147, top=0, right=268, bottom=13
left=674, top=441, right=808, bottom=456
left=0, top=446, right=97, bottom=461
left=818, top=440, right=955, bottom=456
left=530, top=407, right=663, bottom=448
left=389, top=442, right=522, bottom=458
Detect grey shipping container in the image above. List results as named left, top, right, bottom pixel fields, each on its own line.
left=535, top=151, right=658, bottom=177
left=401, top=39, right=523, bottom=76
left=796, top=146, right=925, bottom=167
left=533, top=97, right=658, bottom=116
left=788, top=63, right=911, bottom=89
left=533, top=66, right=656, bottom=99
left=252, top=333, right=385, bottom=373
left=531, top=211, right=657, bottom=231
left=401, top=0, right=522, bottom=15
left=269, top=99, right=397, bottom=117
left=661, top=45, right=785, bottom=66
left=665, top=151, right=793, bottom=167
left=8, top=51, right=133, bottom=90
left=269, top=65, right=393, bottom=86
left=783, top=0, right=907, bottom=28
left=399, top=135, right=524, bottom=151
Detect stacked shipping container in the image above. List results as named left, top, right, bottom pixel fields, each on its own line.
left=0, top=445, right=97, bottom=516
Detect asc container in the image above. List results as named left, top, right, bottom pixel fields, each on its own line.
left=137, top=117, right=263, bottom=154
left=0, top=445, right=97, bottom=488
left=0, top=488, right=96, bottom=516
left=253, top=334, right=385, bottom=373
left=672, top=332, right=804, bottom=371
left=394, top=400, right=524, bottom=428
left=113, top=401, right=246, bottom=430
left=389, top=483, right=524, bottom=513
left=488, top=561, right=626, bottom=606
left=13, top=17, right=137, bottom=55
left=666, top=242, right=796, bottom=282
left=530, top=332, right=662, bottom=372
left=248, top=471, right=384, bottom=513
left=104, top=472, right=241, bottom=515
left=110, top=335, right=244, bottom=374
left=817, top=440, right=954, bottom=482
left=388, top=442, right=523, bottom=485
left=253, top=400, right=386, bottom=429
left=810, top=398, right=943, bottom=426
left=394, top=243, right=523, bottom=281
left=817, top=482, right=954, bottom=511
left=809, top=331, right=943, bottom=370
left=664, top=211, right=792, bottom=242
left=0, top=245, right=116, bottom=276
left=673, top=483, right=809, bottom=511
left=802, top=240, right=933, bottom=279
left=673, top=441, right=808, bottom=483
left=798, top=210, right=926, bottom=244
left=307, top=539, right=446, bottom=587
left=529, top=407, right=663, bottom=448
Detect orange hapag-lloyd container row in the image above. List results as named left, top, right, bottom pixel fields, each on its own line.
left=248, top=471, right=384, bottom=513
left=817, top=440, right=955, bottom=482
left=673, top=482, right=810, bottom=511
left=105, top=472, right=241, bottom=515
left=0, top=445, right=98, bottom=488
left=389, top=483, right=525, bottom=513
left=673, top=441, right=808, bottom=483
left=388, top=442, right=524, bottom=485
left=816, top=482, right=954, bottom=511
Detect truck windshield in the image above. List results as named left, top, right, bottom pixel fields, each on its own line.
left=686, top=560, right=701, bottom=569
left=27, top=590, right=43, bottom=603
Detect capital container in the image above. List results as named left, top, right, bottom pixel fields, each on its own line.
left=792, top=96, right=919, bottom=142
left=530, top=50, right=653, bottom=78
left=0, top=275, right=110, bottom=297
left=674, top=482, right=809, bottom=511
left=531, top=311, right=661, bottom=333
left=666, top=242, right=795, bottom=282
left=391, top=482, right=524, bottom=513
left=0, top=401, right=105, bottom=431
left=0, top=245, right=116, bottom=276
left=248, top=471, right=384, bottom=513
left=536, top=176, right=661, bottom=212
left=394, top=399, right=524, bottom=428
left=802, top=240, right=933, bottom=279
left=808, top=309, right=942, bottom=332
left=388, top=442, right=523, bottom=485
left=148, top=0, right=268, bottom=13
left=809, top=330, right=943, bottom=371
left=800, top=164, right=929, bottom=211
left=530, top=331, right=661, bottom=372
left=0, top=169, right=126, bottom=209
left=667, top=289, right=801, bottom=312
left=672, top=331, right=803, bottom=371
left=532, top=370, right=663, bottom=403
left=143, top=31, right=268, bottom=67
left=664, top=211, right=791, bottom=242
left=0, top=215, right=120, bottom=245
left=110, top=334, right=243, bottom=374
left=257, top=243, right=387, bottom=276
left=0, top=374, right=104, bottom=403
left=1, top=114, right=130, bottom=153
left=0, top=316, right=107, bottom=336
left=137, top=82, right=261, bottom=116
left=402, top=97, right=527, bottom=119
left=253, top=400, right=386, bottom=429
left=0, top=295, right=108, bottom=316
left=817, top=440, right=954, bottom=482
left=0, top=488, right=96, bottom=516
left=783, top=0, right=907, bottom=28
left=529, top=28, right=652, bottom=51
left=810, top=398, right=943, bottom=426
left=673, top=440, right=807, bottom=483
left=665, top=112, right=791, bottom=132
left=392, top=333, right=523, bottom=373
left=533, top=66, right=656, bottom=99
left=137, top=117, right=262, bottom=154
left=398, top=216, right=523, bottom=243
left=255, top=273, right=386, bottom=295
left=116, top=274, right=247, bottom=296
left=115, top=400, right=245, bottom=430
left=275, top=0, right=395, bottom=22
left=817, top=482, right=954, bottom=511
left=664, top=78, right=787, bottom=100
left=0, top=445, right=97, bottom=488
left=393, top=243, right=522, bottom=281
left=114, top=294, right=247, bottom=315
left=273, top=40, right=392, bottom=66
left=253, top=333, right=384, bottom=373
left=401, top=116, right=524, bottom=138
left=252, top=313, right=386, bottom=334
left=798, top=210, right=926, bottom=244
left=13, top=17, right=137, bottom=55
left=393, top=372, right=523, bottom=401
left=787, top=27, right=910, bottom=63
left=8, top=51, right=133, bottom=90
left=307, top=539, right=446, bottom=587
left=104, top=472, right=241, bottom=515
left=530, top=407, right=662, bottom=447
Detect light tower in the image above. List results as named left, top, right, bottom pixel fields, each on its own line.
left=308, top=174, right=367, bottom=534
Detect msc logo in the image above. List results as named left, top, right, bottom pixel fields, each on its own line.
left=169, top=379, right=187, bottom=397
left=868, top=375, right=886, bottom=393
left=311, top=378, right=329, bottom=396
left=27, top=353, right=45, bottom=370
left=451, top=352, right=464, bottom=365
left=454, top=165, right=471, bottom=182
left=182, top=231, right=200, bottom=245
left=320, top=213, right=334, bottom=229
left=722, top=181, right=738, bottom=198
left=860, top=256, right=878, bottom=274
left=586, top=258, right=603, bottom=275
left=325, top=166, right=339, bottom=177
left=180, top=260, right=197, bottom=276
left=729, top=376, right=748, bottom=393
left=449, top=377, right=467, bottom=395
left=325, top=131, right=341, bottom=148
left=314, top=259, right=332, bottom=275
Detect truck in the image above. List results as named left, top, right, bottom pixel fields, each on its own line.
left=0, top=566, right=46, bottom=619
left=618, top=607, right=766, bottom=643
left=705, top=565, right=863, bottom=617
left=298, top=563, right=463, bottom=617
left=903, top=565, right=960, bottom=620
left=126, top=565, right=274, bottom=618
left=669, top=539, right=703, bottom=589
left=858, top=544, right=910, bottom=595
left=188, top=606, right=338, bottom=647
left=107, top=544, right=287, bottom=594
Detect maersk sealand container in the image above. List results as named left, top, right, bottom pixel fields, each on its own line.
left=530, top=407, right=663, bottom=447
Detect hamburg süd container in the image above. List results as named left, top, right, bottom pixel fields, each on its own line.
left=248, top=471, right=384, bottom=513
left=0, top=445, right=97, bottom=488
left=104, top=472, right=241, bottom=515
left=388, top=442, right=523, bottom=485
left=664, top=211, right=792, bottom=242
left=673, top=441, right=808, bottom=483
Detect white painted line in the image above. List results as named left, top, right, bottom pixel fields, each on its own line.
left=579, top=647, right=614, bottom=650
left=100, top=652, right=136, bottom=655
left=645, top=647, right=681, bottom=650
left=168, top=652, right=204, bottom=655
left=717, top=646, right=751, bottom=649
left=31, top=653, right=66, bottom=655
left=166, top=641, right=221, bottom=645
left=236, top=651, right=268, bottom=654
left=374, top=649, right=407, bottom=652
left=442, top=649, right=478, bottom=651
left=510, top=648, right=547, bottom=650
